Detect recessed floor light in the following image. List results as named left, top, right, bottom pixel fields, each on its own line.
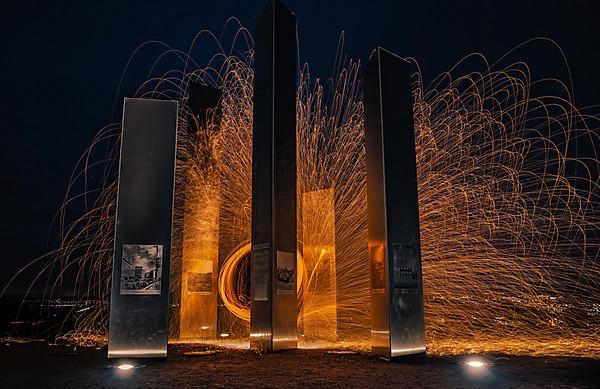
left=117, top=363, right=135, bottom=370
left=466, top=360, right=485, bottom=368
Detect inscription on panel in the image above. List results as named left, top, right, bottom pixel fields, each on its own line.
left=392, top=244, right=418, bottom=289
left=187, top=268, right=213, bottom=294
left=253, top=248, right=270, bottom=301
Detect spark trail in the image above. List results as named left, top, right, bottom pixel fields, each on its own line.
left=3, top=24, right=598, bottom=357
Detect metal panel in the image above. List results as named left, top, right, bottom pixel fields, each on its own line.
left=364, top=48, right=426, bottom=359
left=301, top=189, right=337, bottom=342
left=108, top=98, right=178, bottom=358
left=250, top=0, right=298, bottom=351
left=179, top=84, right=221, bottom=340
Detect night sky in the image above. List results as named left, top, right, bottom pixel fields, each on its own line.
left=1, top=0, right=599, bottom=291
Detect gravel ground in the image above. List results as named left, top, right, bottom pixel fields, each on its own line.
left=0, top=342, right=598, bottom=388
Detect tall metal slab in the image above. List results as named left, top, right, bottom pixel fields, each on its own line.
left=179, top=84, right=221, bottom=341
left=250, top=0, right=298, bottom=351
left=301, top=188, right=337, bottom=342
left=364, top=48, right=426, bottom=359
left=108, top=98, right=178, bottom=358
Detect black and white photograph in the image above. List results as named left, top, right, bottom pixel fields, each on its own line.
left=120, top=244, right=163, bottom=295
left=276, top=251, right=295, bottom=294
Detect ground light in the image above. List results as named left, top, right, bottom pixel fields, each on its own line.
left=466, top=360, right=485, bottom=368
left=108, top=361, right=145, bottom=377
left=117, top=363, right=135, bottom=371
left=461, top=356, right=493, bottom=379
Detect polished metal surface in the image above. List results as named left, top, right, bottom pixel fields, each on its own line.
left=301, top=189, right=337, bottom=342
left=179, top=84, right=222, bottom=341
left=364, top=48, right=426, bottom=359
left=108, top=98, right=178, bottom=358
left=250, top=0, right=298, bottom=351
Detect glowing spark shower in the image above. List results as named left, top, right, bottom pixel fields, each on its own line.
left=3, top=21, right=598, bottom=357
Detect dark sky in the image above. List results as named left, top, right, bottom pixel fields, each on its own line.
left=1, top=0, right=599, bottom=290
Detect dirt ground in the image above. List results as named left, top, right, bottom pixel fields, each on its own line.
left=0, top=342, right=598, bottom=388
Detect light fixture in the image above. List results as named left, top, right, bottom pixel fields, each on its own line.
left=117, top=363, right=135, bottom=371
left=466, top=360, right=485, bottom=368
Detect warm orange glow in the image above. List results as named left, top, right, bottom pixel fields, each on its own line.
left=300, top=188, right=337, bottom=343
left=217, top=242, right=307, bottom=323
left=178, top=110, right=221, bottom=340
left=11, top=22, right=598, bottom=358
left=218, top=242, right=251, bottom=322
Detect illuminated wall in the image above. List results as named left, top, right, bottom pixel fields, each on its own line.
left=300, top=188, right=337, bottom=343
left=179, top=147, right=220, bottom=340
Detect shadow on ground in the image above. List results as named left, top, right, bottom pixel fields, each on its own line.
left=0, top=342, right=598, bottom=388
